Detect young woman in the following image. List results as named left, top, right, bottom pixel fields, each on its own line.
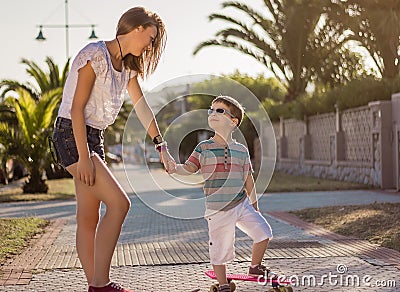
left=52, top=7, right=174, bottom=292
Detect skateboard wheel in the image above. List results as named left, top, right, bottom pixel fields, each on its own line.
left=276, top=288, right=290, bottom=292
left=210, top=284, right=218, bottom=292
left=267, top=289, right=280, bottom=292
left=209, top=282, right=235, bottom=292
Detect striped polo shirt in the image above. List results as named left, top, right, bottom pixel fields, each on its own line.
left=185, top=139, right=253, bottom=211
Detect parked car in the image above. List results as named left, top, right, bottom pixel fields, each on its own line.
left=106, top=152, right=122, bottom=164
left=0, top=168, right=12, bottom=184
left=145, top=147, right=162, bottom=168
left=0, top=159, right=28, bottom=184
left=45, top=163, right=72, bottom=180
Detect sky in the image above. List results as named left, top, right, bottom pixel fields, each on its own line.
left=0, top=0, right=269, bottom=92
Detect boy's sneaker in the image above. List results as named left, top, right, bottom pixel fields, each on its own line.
left=248, top=264, right=270, bottom=278
left=88, top=282, right=133, bottom=292
left=217, top=284, right=231, bottom=292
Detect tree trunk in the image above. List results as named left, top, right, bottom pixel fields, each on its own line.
left=23, top=166, right=48, bottom=194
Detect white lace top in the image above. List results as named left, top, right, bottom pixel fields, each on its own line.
left=58, top=41, right=137, bottom=129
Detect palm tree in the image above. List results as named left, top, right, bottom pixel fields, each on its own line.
left=0, top=103, right=18, bottom=184
left=0, top=56, right=70, bottom=182
left=3, top=88, right=62, bottom=193
left=337, top=0, right=400, bottom=78
left=0, top=57, right=69, bottom=101
left=193, top=0, right=360, bottom=102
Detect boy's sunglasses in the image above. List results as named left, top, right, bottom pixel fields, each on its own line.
left=208, top=108, right=236, bottom=118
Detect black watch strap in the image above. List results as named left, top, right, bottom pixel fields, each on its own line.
left=152, top=135, right=164, bottom=145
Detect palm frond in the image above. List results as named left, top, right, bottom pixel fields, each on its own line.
left=223, top=1, right=277, bottom=31
left=208, top=13, right=250, bottom=30
left=12, top=89, right=37, bottom=145
left=0, top=122, right=15, bottom=145
left=0, top=80, right=38, bottom=100
left=61, top=58, right=71, bottom=85
left=22, top=58, right=50, bottom=92
left=209, top=11, right=280, bottom=45
left=262, top=0, right=282, bottom=25
left=46, top=57, right=61, bottom=88
left=193, top=38, right=288, bottom=81
left=37, top=88, right=62, bottom=130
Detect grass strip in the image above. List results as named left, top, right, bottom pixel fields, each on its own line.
left=0, top=178, right=75, bottom=202
left=265, top=171, right=371, bottom=193
left=291, top=202, right=400, bottom=251
left=0, top=217, right=49, bottom=264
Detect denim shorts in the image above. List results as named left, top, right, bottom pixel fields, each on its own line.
left=51, top=117, right=105, bottom=168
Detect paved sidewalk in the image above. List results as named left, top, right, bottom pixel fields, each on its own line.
left=1, top=165, right=400, bottom=291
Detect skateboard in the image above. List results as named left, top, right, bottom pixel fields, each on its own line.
left=205, top=270, right=293, bottom=292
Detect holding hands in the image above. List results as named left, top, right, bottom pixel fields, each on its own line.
left=153, top=136, right=176, bottom=173
left=160, top=148, right=176, bottom=173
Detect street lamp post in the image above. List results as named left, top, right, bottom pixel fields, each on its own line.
left=35, top=0, right=98, bottom=59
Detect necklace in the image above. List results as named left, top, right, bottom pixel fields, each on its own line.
left=116, top=36, right=123, bottom=59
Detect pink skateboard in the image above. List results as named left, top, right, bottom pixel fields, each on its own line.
left=205, top=270, right=294, bottom=291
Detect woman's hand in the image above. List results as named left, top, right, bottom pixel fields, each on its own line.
left=76, top=156, right=95, bottom=186
left=160, top=149, right=176, bottom=174
left=252, top=201, right=259, bottom=212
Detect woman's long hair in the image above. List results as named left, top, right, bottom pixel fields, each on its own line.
left=116, top=7, right=166, bottom=79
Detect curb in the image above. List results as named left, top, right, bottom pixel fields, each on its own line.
left=0, top=219, right=66, bottom=286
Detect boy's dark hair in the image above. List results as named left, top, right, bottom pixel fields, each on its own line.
left=212, top=95, right=245, bottom=126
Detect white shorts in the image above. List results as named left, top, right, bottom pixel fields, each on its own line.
left=205, top=198, right=273, bottom=265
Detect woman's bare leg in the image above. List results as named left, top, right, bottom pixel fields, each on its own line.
left=73, top=180, right=101, bottom=283
left=67, top=154, right=131, bottom=287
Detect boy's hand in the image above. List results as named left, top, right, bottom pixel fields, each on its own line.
left=160, top=149, right=176, bottom=173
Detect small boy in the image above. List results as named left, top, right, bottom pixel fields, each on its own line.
left=172, top=95, right=273, bottom=292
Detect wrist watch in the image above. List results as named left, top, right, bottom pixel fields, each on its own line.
left=152, top=134, right=164, bottom=145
